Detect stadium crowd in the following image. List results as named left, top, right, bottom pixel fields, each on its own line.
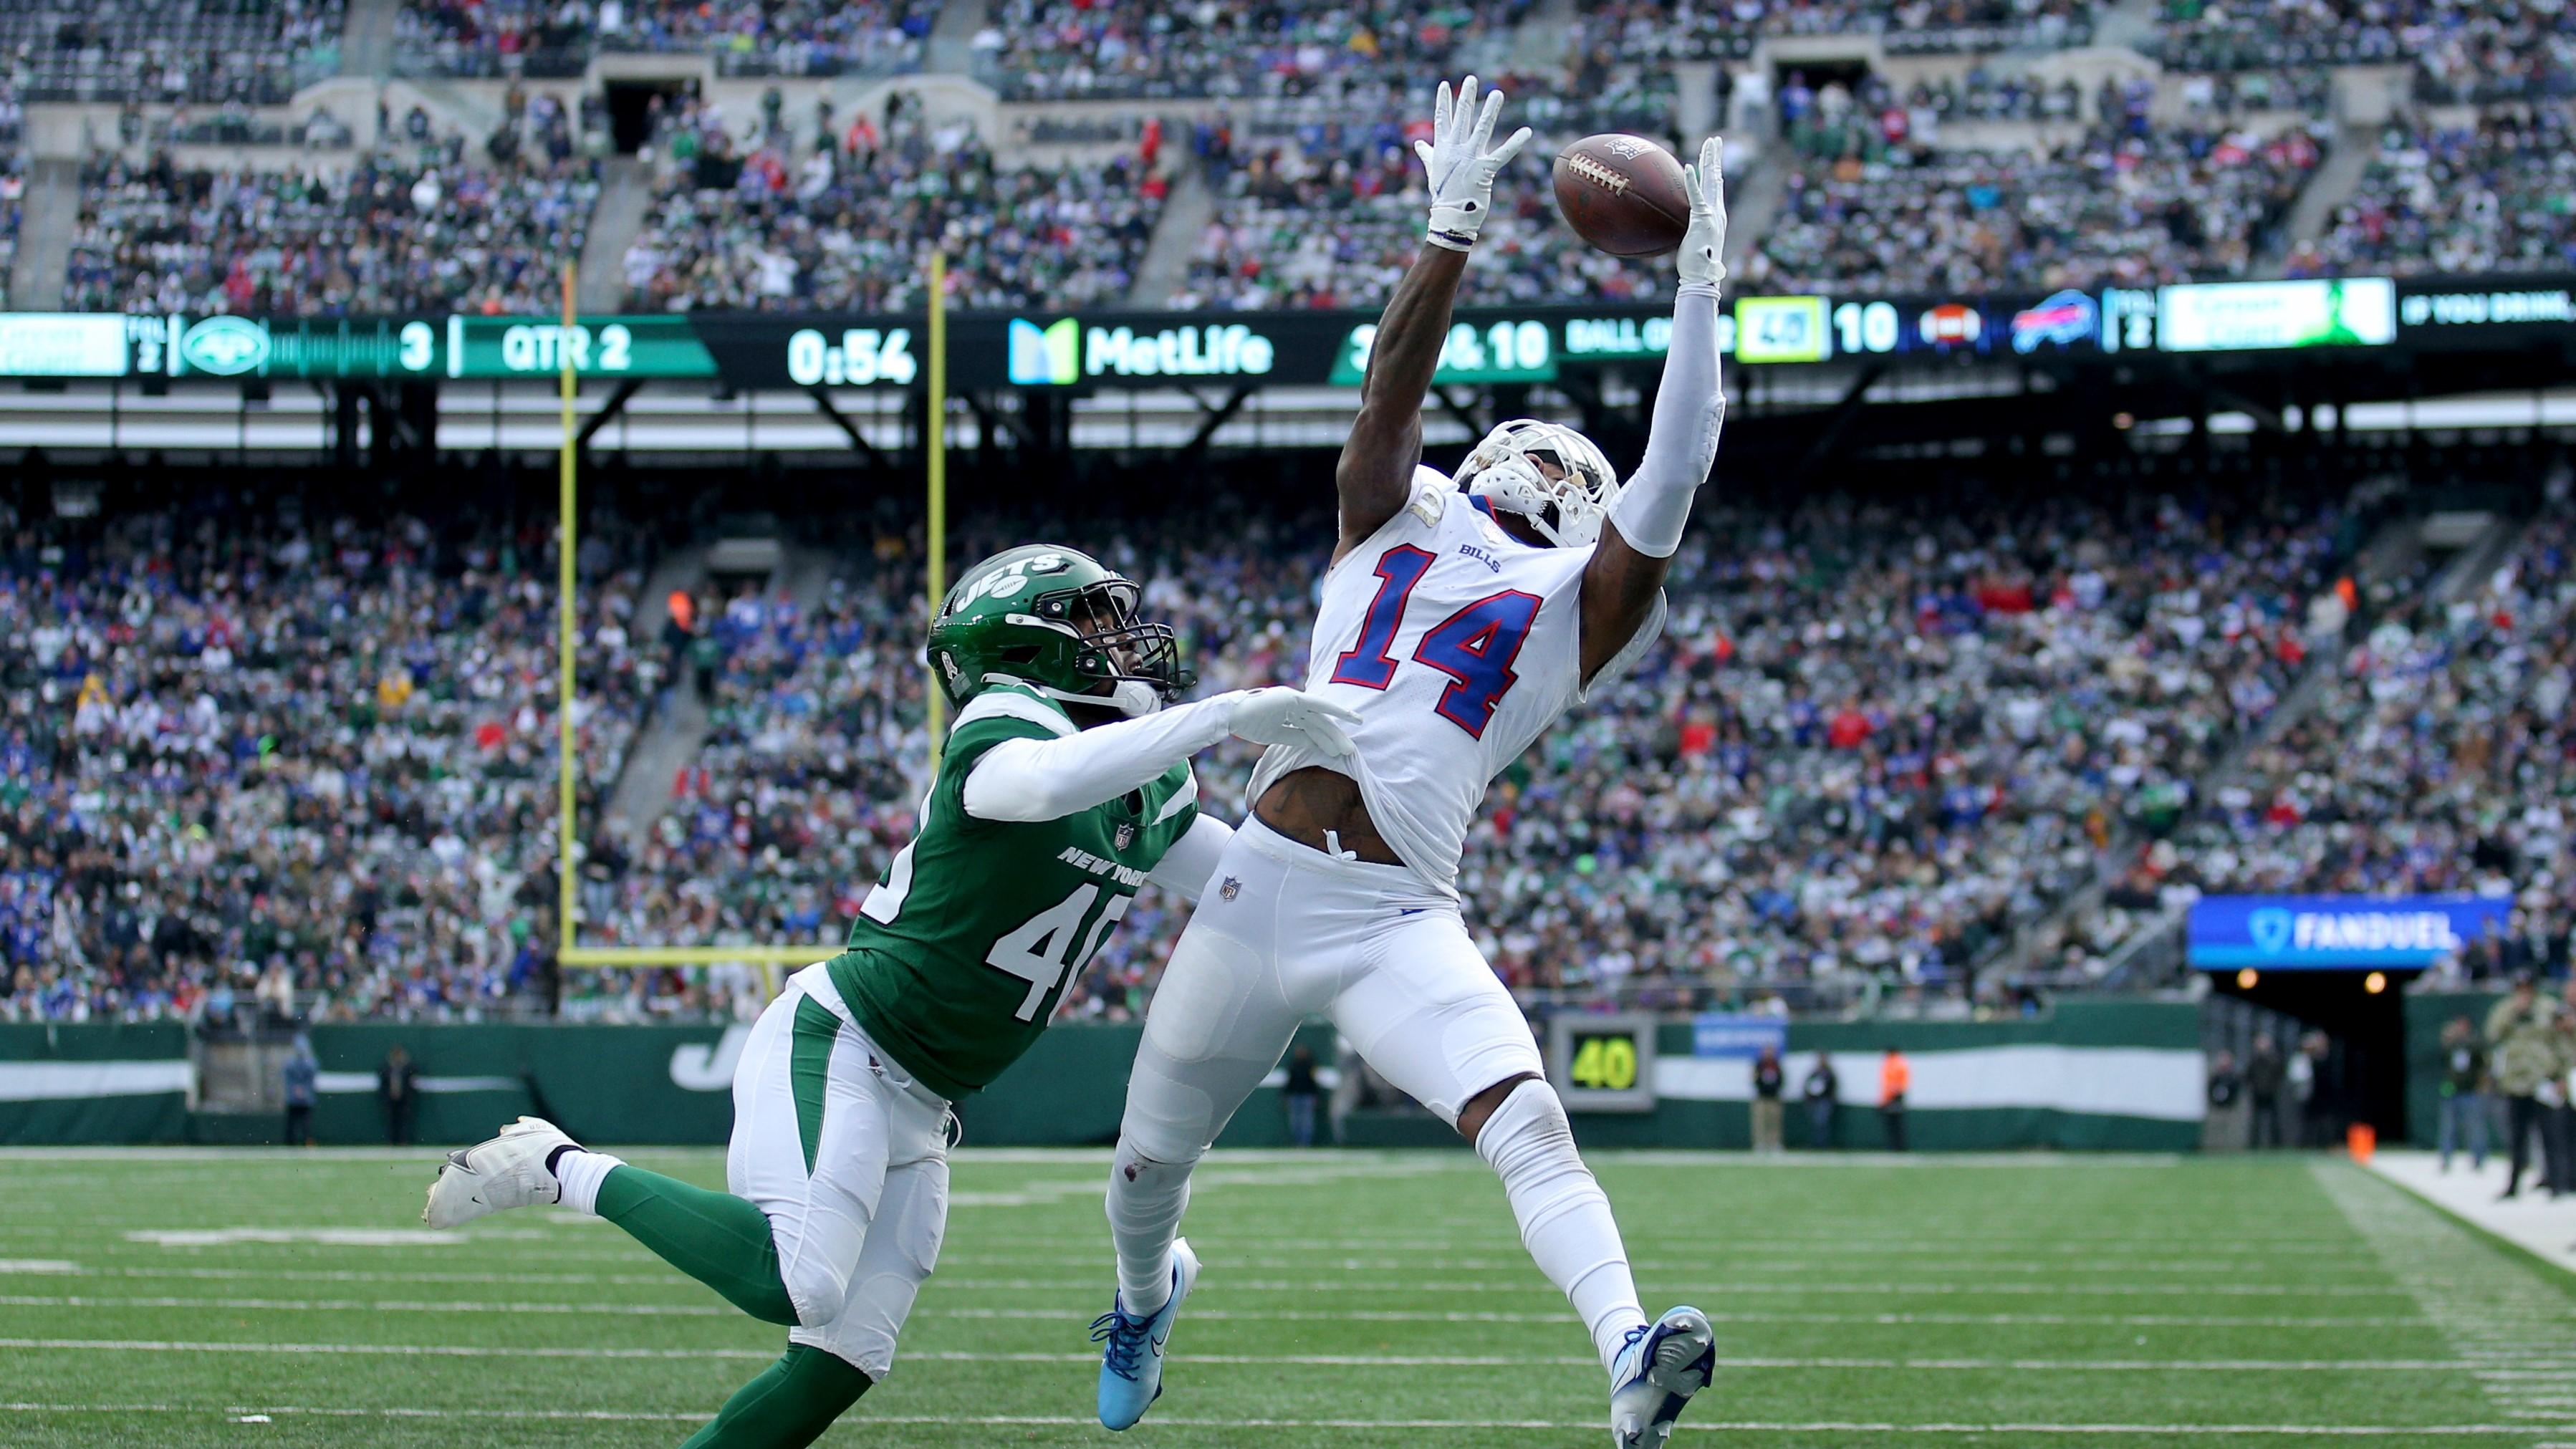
left=2287, top=102, right=2576, bottom=281
left=0, top=454, right=2380, bottom=1024
left=969, top=0, right=1533, bottom=101
left=1169, top=71, right=1678, bottom=310
left=0, top=500, right=654, bottom=1024
left=624, top=92, right=1162, bottom=312
left=1578, top=0, right=2095, bottom=60
left=395, top=0, right=933, bottom=77
left=2120, top=473, right=2576, bottom=981
left=64, top=125, right=600, bottom=317
left=1739, top=75, right=2326, bottom=293
left=549, top=456, right=2368, bottom=1022
left=2, top=0, right=343, bottom=103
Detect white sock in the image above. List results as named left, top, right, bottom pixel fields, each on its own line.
left=1106, top=1137, right=1195, bottom=1316
left=1474, top=1079, right=1648, bottom=1376
left=552, top=1147, right=625, bottom=1215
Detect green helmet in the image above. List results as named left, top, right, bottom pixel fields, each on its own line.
left=926, top=544, right=1194, bottom=716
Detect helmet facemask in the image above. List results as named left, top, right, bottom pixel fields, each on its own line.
left=1459, top=420, right=1623, bottom=548
left=1019, top=577, right=1193, bottom=717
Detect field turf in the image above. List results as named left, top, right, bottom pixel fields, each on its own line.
left=1, top=1147, right=2568, bottom=1448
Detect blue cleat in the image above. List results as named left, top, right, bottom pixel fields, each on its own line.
left=1091, top=1238, right=1200, bottom=1430
left=1607, top=1304, right=1716, bottom=1449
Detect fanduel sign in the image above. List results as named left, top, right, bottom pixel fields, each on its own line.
left=2187, top=895, right=2512, bottom=968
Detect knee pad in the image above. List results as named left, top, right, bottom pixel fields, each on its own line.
left=1474, top=1078, right=1578, bottom=1180
left=1110, top=1134, right=1205, bottom=1197
left=1118, top=1055, right=1230, bottom=1167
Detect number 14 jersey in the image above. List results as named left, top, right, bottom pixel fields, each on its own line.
left=1246, top=467, right=1665, bottom=894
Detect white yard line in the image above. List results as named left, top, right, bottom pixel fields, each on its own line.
left=0, top=1258, right=2413, bottom=1298
left=0, top=1294, right=2439, bottom=1329
left=0, top=1402, right=2553, bottom=1436
left=0, top=1337, right=2532, bottom=1372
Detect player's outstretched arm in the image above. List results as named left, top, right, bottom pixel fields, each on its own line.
left=1581, top=135, right=1729, bottom=685
left=1335, top=77, right=1531, bottom=564
left=959, top=688, right=1359, bottom=824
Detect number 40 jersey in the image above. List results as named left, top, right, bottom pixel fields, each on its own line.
left=830, top=683, right=1199, bottom=1102
left=1246, top=467, right=1665, bottom=895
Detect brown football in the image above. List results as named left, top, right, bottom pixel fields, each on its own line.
left=1552, top=133, right=1691, bottom=257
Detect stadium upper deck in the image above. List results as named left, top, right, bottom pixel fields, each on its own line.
left=0, top=0, right=2565, bottom=322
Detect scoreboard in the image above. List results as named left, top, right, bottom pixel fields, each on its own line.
left=2, top=272, right=2566, bottom=387
left=1547, top=1013, right=1659, bottom=1113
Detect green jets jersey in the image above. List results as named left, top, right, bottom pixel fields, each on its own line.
left=830, top=684, right=1199, bottom=1101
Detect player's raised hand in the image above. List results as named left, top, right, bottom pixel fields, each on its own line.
left=1678, top=135, right=1729, bottom=289
left=1221, top=687, right=1362, bottom=757
left=1414, top=75, right=1532, bottom=253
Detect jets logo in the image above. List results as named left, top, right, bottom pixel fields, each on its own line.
left=953, top=552, right=1068, bottom=607
left=1219, top=877, right=1241, bottom=901
left=1115, top=822, right=1135, bottom=851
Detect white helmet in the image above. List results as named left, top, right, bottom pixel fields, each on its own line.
left=1457, top=418, right=1623, bottom=547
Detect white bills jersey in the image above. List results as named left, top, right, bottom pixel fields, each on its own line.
left=1246, top=466, right=1666, bottom=893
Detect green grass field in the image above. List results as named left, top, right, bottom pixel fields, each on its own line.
left=1, top=1147, right=2567, bottom=1448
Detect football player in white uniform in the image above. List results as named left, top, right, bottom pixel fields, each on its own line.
left=1090, top=77, right=1733, bottom=1449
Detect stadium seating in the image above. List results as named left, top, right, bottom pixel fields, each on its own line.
left=1169, top=74, right=1678, bottom=310
left=394, top=0, right=933, bottom=79
left=969, top=0, right=1533, bottom=102
left=1579, top=0, right=2096, bottom=60
left=0, top=506, right=653, bottom=1023
left=1741, top=86, right=2326, bottom=293
left=0, top=452, right=2536, bottom=1024
left=2289, top=102, right=2576, bottom=280
left=0, top=92, right=21, bottom=287
left=64, top=129, right=601, bottom=316
left=0, top=0, right=344, bottom=102
left=624, top=95, right=1162, bottom=312
left=2410, top=2, right=2574, bottom=104
left=2122, top=484, right=2574, bottom=978
left=564, top=464, right=2368, bottom=1022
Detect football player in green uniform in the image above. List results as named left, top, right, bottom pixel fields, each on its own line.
left=422, top=544, right=1358, bottom=1448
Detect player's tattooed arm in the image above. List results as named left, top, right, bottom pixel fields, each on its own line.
left=1337, top=77, right=1528, bottom=564
left=1582, top=137, right=1729, bottom=685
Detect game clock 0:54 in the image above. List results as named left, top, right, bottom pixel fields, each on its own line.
left=1546, top=1014, right=1659, bottom=1112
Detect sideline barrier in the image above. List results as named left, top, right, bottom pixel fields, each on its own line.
left=1, top=1003, right=2203, bottom=1149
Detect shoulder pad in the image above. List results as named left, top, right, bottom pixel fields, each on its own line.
left=952, top=684, right=1075, bottom=738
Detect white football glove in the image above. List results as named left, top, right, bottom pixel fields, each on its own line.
left=1413, top=75, right=1532, bottom=252
left=1221, top=688, right=1361, bottom=757
left=1678, top=135, right=1728, bottom=290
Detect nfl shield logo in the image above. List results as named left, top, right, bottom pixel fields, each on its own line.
left=1115, top=822, right=1135, bottom=851
left=1220, top=877, right=1242, bottom=900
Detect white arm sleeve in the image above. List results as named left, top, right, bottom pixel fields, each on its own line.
left=1145, top=813, right=1236, bottom=902
left=1604, top=281, right=1725, bottom=559
left=960, top=698, right=1234, bottom=824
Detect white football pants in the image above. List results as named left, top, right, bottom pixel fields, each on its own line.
left=731, top=963, right=953, bottom=1377
left=1119, top=816, right=1546, bottom=1161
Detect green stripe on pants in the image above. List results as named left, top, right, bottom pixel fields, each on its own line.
left=790, top=996, right=840, bottom=1175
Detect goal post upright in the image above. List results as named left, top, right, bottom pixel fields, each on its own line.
left=557, top=263, right=580, bottom=962
left=926, top=249, right=948, bottom=771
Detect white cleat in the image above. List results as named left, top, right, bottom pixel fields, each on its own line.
left=423, top=1116, right=575, bottom=1229
left=1608, top=1305, right=1716, bottom=1449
